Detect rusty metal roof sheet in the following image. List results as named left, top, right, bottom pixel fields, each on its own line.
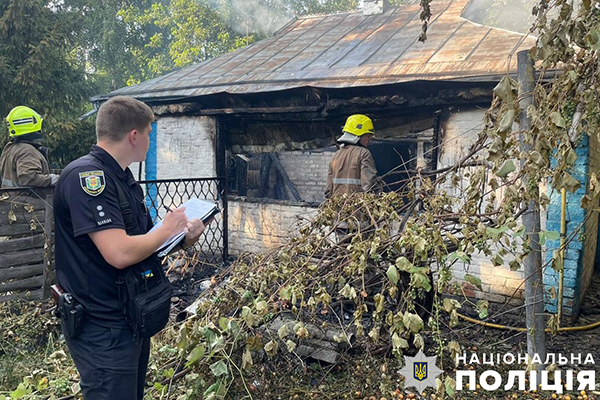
left=94, top=0, right=535, bottom=102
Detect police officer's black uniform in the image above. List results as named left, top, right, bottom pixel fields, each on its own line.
left=54, top=145, right=153, bottom=400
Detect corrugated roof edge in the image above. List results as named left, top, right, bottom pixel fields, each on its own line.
left=90, top=72, right=527, bottom=104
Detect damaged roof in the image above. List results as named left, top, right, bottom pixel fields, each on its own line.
left=94, top=0, right=536, bottom=102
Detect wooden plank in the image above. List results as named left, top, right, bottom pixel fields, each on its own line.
left=0, top=288, right=44, bottom=303
left=0, top=264, right=43, bottom=281
left=0, top=196, right=49, bottom=213
left=0, top=249, right=44, bottom=268
left=0, top=222, right=45, bottom=236
left=0, top=274, right=44, bottom=293
left=0, top=234, right=45, bottom=253
left=42, top=194, right=54, bottom=300
left=0, top=210, right=45, bottom=226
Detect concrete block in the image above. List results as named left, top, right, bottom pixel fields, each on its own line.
left=565, top=249, right=581, bottom=261
left=545, top=239, right=560, bottom=250
left=545, top=219, right=561, bottom=232
left=563, top=276, right=578, bottom=288
left=567, top=239, right=583, bottom=250
left=544, top=303, right=558, bottom=313
left=563, top=287, right=575, bottom=298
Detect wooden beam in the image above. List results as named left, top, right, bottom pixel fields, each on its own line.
left=0, top=209, right=45, bottom=225
left=0, top=274, right=44, bottom=293
left=198, top=106, right=322, bottom=115
left=0, top=264, right=43, bottom=281
left=0, top=234, right=44, bottom=253
left=0, top=196, right=49, bottom=212
left=0, top=288, right=43, bottom=303
left=43, top=194, right=55, bottom=300
left=0, top=223, right=44, bottom=236
left=270, top=154, right=302, bottom=201
left=0, top=249, right=44, bottom=268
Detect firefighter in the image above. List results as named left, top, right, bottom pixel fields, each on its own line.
left=325, top=114, right=379, bottom=198
left=0, top=106, right=59, bottom=188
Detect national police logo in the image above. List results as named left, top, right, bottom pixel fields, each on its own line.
left=399, top=350, right=443, bottom=394
left=79, top=171, right=106, bottom=196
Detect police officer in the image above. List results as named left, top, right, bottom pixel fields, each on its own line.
left=54, top=96, right=206, bottom=400
left=0, top=106, right=59, bottom=187
left=325, top=114, right=380, bottom=198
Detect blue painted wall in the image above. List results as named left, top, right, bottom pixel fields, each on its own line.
left=544, top=135, right=588, bottom=315
left=145, top=121, right=158, bottom=221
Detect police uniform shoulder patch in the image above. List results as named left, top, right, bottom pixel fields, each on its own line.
left=79, top=171, right=106, bottom=196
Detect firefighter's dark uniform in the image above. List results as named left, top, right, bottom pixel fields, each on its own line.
left=54, top=145, right=153, bottom=400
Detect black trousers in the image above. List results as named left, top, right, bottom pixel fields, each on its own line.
left=63, top=321, right=150, bottom=400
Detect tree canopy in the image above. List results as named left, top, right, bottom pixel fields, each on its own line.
left=0, top=0, right=383, bottom=166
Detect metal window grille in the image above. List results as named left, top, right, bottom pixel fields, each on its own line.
left=140, top=178, right=228, bottom=264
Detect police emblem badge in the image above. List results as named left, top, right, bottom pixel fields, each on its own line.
left=399, top=349, right=443, bottom=393
left=79, top=171, right=106, bottom=196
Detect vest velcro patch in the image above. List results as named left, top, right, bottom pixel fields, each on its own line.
left=79, top=171, right=106, bottom=196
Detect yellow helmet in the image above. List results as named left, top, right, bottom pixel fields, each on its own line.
left=6, top=106, right=43, bottom=137
left=342, top=114, right=375, bottom=137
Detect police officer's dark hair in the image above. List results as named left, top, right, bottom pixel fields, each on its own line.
left=96, top=96, right=155, bottom=142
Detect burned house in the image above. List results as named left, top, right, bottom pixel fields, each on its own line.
left=93, top=0, right=598, bottom=317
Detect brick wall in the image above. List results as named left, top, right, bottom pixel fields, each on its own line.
left=228, top=198, right=318, bottom=255
left=544, top=134, right=597, bottom=317
left=277, top=149, right=335, bottom=203
left=133, top=116, right=216, bottom=180
left=439, top=107, right=526, bottom=307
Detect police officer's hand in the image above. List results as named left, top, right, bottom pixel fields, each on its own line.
left=163, top=207, right=188, bottom=235
left=182, top=218, right=206, bottom=246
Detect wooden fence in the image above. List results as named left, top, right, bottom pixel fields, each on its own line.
left=0, top=188, right=54, bottom=302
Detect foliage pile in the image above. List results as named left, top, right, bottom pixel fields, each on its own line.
left=0, top=302, right=77, bottom=399
left=159, top=150, right=531, bottom=399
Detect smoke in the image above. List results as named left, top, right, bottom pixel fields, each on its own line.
left=461, top=0, right=538, bottom=34
left=204, top=0, right=295, bottom=37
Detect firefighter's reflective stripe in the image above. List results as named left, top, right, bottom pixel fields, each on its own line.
left=332, top=178, right=362, bottom=186
left=2, top=177, right=17, bottom=187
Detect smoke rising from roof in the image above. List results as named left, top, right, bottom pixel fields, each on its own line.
left=212, top=0, right=295, bottom=37
left=461, top=0, right=538, bottom=34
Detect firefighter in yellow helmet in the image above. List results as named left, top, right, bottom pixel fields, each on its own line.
left=325, top=114, right=380, bottom=197
left=0, top=106, right=59, bottom=188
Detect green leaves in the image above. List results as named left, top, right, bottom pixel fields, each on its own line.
left=386, top=264, right=399, bottom=285
left=9, top=382, right=32, bottom=399
left=584, top=30, right=600, bottom=51
left=411, top=272, right=432, bottom=292
left=550, top=111, right=566, bottom=128
left=538, top=230, right=560, bottom=246
left=445, top=376, right=456, bottom=398
left=209, top=360, right=229, bottom=377
left=557, top=172, right=581, bottom=192
left=498, top=109, right=515, bottom=134
left=403, top=313, right=424, bottom=333
left=392, top=333, right=408, bottom=353
left=492, top=76, right=518, bottom=103
left=494, top=160, right=516, bottom=178
left=476, top=300, right=489, bottom=319
left=264, top=340, right=278, bottom=357
left=464, top=274, right=482, bottom=291
left=185, top=345, right=206, bottom=368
